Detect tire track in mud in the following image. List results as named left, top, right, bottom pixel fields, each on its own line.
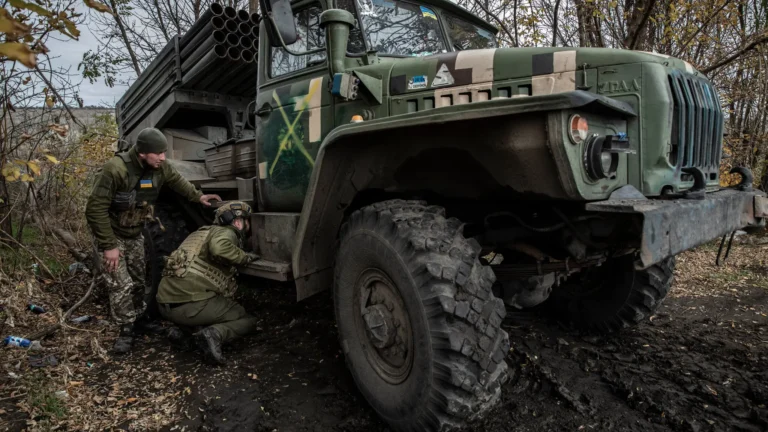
left=475, top=287, right=768, bottom=432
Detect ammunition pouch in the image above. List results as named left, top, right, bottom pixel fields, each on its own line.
left=110, top=190, right=136, bottom=212
left=114, top=201, right=155, bottom=228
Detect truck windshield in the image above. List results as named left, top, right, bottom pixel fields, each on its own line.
left=444, top=13, right=497, bottom=50
left=356, top=0, right=446, bottom=57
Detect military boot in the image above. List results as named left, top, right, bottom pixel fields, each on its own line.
left=194, top=327, right=225, bottom=365
left=166, top=325, right=194, bottom=351
left=113, top=324, right=134, bottom=354
left=134, top=313, right=165, bottom=335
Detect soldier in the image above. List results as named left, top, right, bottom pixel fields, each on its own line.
left=156, top=201, right=259, bottom=365
left=86, top=127, right=221, bottom=354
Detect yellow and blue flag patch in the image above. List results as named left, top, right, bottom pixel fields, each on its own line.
left=140, top=179, right=153, bottom=189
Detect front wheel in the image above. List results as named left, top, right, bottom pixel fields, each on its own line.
left=546, top=255, right=675, bottom=332
left=334, top=200, right=510, bottom=431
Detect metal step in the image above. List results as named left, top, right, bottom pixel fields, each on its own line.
left=238, top=259, right=292, bottom=281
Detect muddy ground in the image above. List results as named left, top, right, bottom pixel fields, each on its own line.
left=3, top=240, right=768, bottom=431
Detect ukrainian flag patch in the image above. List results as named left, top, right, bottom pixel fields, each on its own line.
left=140, top=179, right=153, bottom=189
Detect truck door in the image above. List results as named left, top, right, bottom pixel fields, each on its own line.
left=255, top=2, right=332, bottom=212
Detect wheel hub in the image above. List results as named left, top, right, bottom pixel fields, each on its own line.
left=356, top=269, right=413, bottom=384
left=362, top=304, right=396, bottom=349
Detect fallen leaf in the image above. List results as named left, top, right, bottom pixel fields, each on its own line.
left=0, top=42, right=36, bottom=68
left=69, top=381, right=84, bottom=386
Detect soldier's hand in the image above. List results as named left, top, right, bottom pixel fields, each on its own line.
left=199, top=194, right=222, bottom=206
left=246, top=252, right=259, bottom=263
left=103, top=248, right=120, bottom=273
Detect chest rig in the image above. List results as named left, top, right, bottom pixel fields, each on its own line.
left=109, top=152, right=161, bottom=228
left=162, top=227, right=238, bottom=297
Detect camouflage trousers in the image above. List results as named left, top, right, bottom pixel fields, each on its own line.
left=95, top=234, right=148, bottom=325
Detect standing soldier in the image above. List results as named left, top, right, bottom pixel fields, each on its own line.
left=156, top=201, right=259, bottom=365
left=86, top=128, right=221, bottom=354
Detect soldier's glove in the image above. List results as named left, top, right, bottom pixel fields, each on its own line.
left=245, top=252, right=260, bottom=263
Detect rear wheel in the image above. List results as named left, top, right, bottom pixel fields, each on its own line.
left=546, top=255, right=675, bottom=332
left=334, top=200, right=510, bottom=431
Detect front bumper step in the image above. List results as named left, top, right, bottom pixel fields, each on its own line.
left=586, top=188, right=768, bottom=268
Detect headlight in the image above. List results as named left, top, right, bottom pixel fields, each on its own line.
left=583, top=134, right=619, bottom=180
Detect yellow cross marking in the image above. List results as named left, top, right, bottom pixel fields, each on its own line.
left=269, top=79, right=321, bottom=176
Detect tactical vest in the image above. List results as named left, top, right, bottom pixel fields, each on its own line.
left=162, top=226, right=238, bottom=297
left=110, top=152, right=162, bottom=228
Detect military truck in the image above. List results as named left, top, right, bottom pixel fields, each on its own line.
left=115, top=0, right=768, bottom=429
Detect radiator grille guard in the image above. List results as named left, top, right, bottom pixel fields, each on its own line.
left=667, top=69, right=724, bottom=182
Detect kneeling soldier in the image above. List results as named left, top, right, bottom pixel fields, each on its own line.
left=156, top=201, right=259, bottom=364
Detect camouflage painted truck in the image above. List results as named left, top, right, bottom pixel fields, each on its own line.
left=115, top=0, right=768, bottom=429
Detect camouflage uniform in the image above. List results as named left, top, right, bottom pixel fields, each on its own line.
left=156, top=224, right=257, bottom=343
left=86, top=137, right=202, bottom=329
left=101, top=234, right=147, bottom=324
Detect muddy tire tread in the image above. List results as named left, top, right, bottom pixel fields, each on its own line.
left=336, top=199, right=510, bottom=431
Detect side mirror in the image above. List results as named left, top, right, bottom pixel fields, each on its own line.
left=259, top=0, right=299, bottom=47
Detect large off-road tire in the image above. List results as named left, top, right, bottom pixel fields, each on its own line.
left=546, top=254, right=675, bottom=332
left=334, top=200, right=510, bottom=431
left=143, top=204, right=190, bottom=319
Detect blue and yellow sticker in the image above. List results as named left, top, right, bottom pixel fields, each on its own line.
left=140, top=179, right=153, bottom=189
left=420, top=6, right=436, bottom=19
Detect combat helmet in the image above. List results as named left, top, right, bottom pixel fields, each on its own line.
left=214, top=201, right=252, bottom=226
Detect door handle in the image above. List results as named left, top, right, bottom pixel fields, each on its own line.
left=256, top=103, right=273, bottom=117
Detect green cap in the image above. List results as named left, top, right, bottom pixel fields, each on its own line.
left=136, top=128, right=168, bottom=154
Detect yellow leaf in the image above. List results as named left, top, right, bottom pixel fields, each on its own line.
left=56, top=16, right=80, bottom=39
left=2, top=166, right=21, bottom=182
left=44, top=154, right=60, bottom=164
left=83, top=0, right=113, bottom=14
left=8, top=0, right=52, bottom=17
left=0, top=42, right=36, bottom=68
left=27, top=160, right=40, bottom=175
left=0, top=8, right=30, bottom=35
left=20, top=173, right=34, bottom=182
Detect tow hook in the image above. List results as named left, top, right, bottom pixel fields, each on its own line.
left=681, top=167, right=706, bottom=200
left=729, top=167, right=754, bottom=192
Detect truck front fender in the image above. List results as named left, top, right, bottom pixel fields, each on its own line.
left=292, top=91, right=637, bottom=300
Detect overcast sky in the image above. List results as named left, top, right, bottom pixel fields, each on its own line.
left=45, top=7, right=129, bottom=108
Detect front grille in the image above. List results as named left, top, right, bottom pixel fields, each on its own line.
left=667, top=70, right=723, bottom=179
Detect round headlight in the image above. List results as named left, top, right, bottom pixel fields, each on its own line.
left=568, top=115, right=589, bottom=144
left=583, top=135, right=619, bottom=180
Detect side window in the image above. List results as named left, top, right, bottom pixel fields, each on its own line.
left=270, top=5, right=326, bottom=77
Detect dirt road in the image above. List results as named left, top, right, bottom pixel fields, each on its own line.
left=6, top=243, right=767, bottom=431
left=153, top=242, right=768, bottom=432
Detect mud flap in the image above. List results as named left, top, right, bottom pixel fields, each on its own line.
left=586, top=188, right=767, bottom=269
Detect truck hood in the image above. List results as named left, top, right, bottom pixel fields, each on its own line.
left=376, top=47, right=700, bottom=96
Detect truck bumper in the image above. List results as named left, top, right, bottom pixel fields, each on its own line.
left=585, top=188, right=768, bottom=268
